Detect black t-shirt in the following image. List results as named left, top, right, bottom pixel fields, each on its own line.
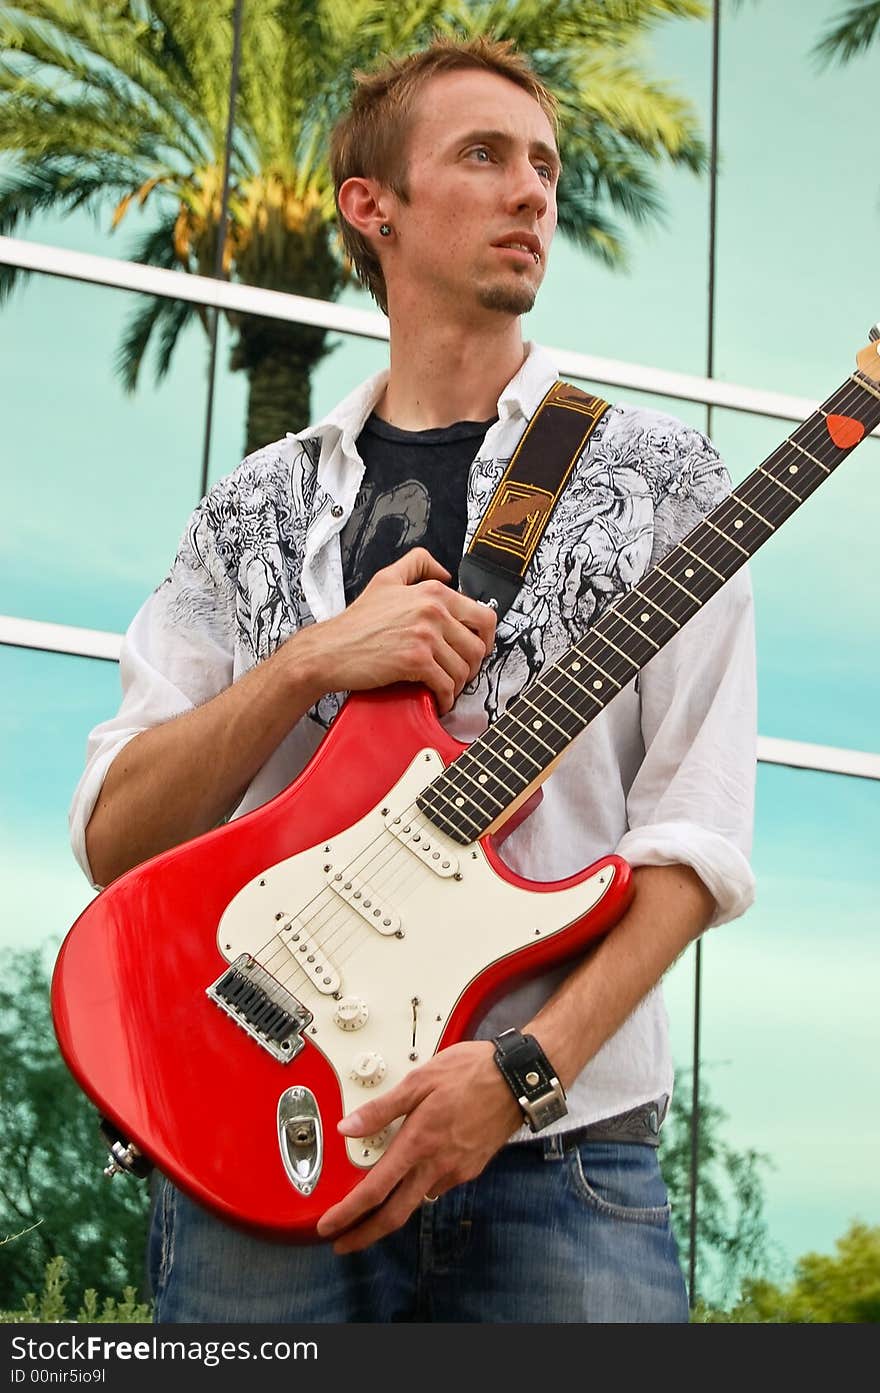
left=340, top=412, right=497, bottom=604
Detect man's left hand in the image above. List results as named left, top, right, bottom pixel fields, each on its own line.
left=316, top=1040, right=522, bottom=1254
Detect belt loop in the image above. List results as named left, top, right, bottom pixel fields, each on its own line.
left=542, top=1133, right=565, bottom=1162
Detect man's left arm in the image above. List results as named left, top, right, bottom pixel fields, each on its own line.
left=318, top=431, right=758, bottom=1252
left=317, top=862, right=712, bottom=1254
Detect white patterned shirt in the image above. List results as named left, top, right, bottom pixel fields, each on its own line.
left=69, top=342, right=757, bottom=1139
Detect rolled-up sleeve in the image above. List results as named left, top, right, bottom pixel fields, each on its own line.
left=615, top=421, right=757, bottom=927
left=68, top=506, right=237, bottom=886
left=616, top=566, right=756, bottom=925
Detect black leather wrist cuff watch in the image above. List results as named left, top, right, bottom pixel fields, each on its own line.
left=492, top=1028, right=568, bottom=1133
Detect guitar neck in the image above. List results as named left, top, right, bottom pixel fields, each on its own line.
left=418, top=361, right=880, bottom=845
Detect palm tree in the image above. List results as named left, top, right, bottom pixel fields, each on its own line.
left=812, top=0, right=880, bottom=65
left=0, top=0, right=708, bottom=455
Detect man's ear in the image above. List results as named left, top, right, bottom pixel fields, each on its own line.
left=337, top=177, right=391, bottom=240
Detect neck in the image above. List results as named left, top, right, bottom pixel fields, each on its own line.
left=377, top=304, right=526, bottom=431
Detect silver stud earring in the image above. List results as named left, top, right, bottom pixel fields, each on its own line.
left=379, top=223, right=392, bottom=237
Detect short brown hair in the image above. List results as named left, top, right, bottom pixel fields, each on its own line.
left=329, top=36, right=558, bottom=314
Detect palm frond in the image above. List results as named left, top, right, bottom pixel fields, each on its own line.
left=811, top=0, right=880, bottom=66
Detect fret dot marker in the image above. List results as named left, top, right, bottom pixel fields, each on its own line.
left=504, top=747, right=514, bottom=758
left=734, top=519, right=743, bottom=529
left=454, top=797, right=464, bottom=808
left=571, top=661, right=581, bottom=671
left=478, top=774, right=487, bottom=783
left=685, top=567, right=694, bottom=578
left=788, top=465, right=798, bottom=474
left=640, top=613, right=650, bottom=623
left=593, top=679, right=603, bottom=689
left=532, top=719, right=543, bottom=729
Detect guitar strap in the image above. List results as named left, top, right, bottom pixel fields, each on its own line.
left=458, top=381, right=610, bottom=620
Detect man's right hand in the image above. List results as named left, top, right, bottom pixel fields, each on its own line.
left=86, top=549, right=495, bottom=886
left=298, top=547, right=497, bottom=715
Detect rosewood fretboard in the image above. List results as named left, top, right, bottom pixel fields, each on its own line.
left=417, top=362, right=880, bottom=845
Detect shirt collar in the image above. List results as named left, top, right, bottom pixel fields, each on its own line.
left=287, top=340, right=560, bottom=452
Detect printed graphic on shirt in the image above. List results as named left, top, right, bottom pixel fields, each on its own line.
left=340, top=478, right=432, bottom=599
left=158, top=405, right=731, bottom=735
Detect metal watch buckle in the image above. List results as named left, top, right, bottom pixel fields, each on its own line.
left=520, top=1079, right=567, bottom=1132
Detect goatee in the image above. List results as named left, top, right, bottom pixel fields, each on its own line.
left=477, top=282, right=537, bottom=316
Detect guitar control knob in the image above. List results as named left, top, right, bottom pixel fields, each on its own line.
left=333, top=996, right=369, bottom=1031
left=350, top=1051, right=387, bottom=1087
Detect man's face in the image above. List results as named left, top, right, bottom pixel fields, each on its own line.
left=387, top=68, right=560, bottom=320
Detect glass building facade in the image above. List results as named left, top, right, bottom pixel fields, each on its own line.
left=1, top=0, right=877, bottom=1309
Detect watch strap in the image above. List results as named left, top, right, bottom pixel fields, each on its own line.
left=492, top=1028, right=568, bottom=1133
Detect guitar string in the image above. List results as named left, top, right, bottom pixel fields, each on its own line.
left=225, top=376, right=877, bottom=1002
left=233, top=375, right=874, bottom=996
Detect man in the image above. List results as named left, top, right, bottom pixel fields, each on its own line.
left=69, top=36, right=756, bottom=1322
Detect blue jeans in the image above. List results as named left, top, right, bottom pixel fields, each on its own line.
left=149, top=1136, right=688, bottom=1323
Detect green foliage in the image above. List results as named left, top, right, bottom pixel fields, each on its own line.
left=0, top=0, right=711, bottom=449
left=0, top=946, right=152, bottom=1315
left=690, top=1223, right=880, bottom=1323
left=0, top=1255, right=151, bottom=1324
left=660, top=1070, right=774, bottom=1306
left=812, top=0, right=880, bottom=66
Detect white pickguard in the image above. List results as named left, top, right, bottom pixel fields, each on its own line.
left=217, top=749, right=618, bottom=1168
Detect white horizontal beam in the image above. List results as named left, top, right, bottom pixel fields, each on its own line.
left=4, top=235, right=876, bottom=427
left=0, top=614, right=121, bottom=661
left=0, top=234, right=387, bottom=340
left=2, top=614, right=878, bottom=782
left=755, top=735, right=880, bottom=781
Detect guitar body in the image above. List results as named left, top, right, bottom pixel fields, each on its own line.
left=52, top=685, right=633, bottom=1242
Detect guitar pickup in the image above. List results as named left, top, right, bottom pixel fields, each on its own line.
left=322, top=868, right=401, bottom=936
left=384, top=812, right=460, bottom=879
left=207, top=954, right=312, bottom=1063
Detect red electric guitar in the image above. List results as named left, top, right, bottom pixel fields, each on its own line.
left=52, top=331, right=880, bottom=1240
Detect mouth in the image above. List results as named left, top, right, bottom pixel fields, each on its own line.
left=492, top=234, right=542, bottom=265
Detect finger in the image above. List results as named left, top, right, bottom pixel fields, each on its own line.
left=442, top=620, right=491, bottom=682
left=338, top=1070, right=433, bottom=1139
left=384, top=547, right=451, bottom=587
left=317, top=1131, right=419, bottom=1238
left=449, top=592, right=498, bottom=654
left=330, top=1169, right=449, bottom=1255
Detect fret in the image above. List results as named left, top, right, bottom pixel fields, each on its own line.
left=538, top=682, right=587, bottom=724
left=589, top=630, right=640, bottom=670
left=440, top=759, right=509, bottom=811
left=479, top=727, right=544, bottom=771
left=790, top=439, right=830, bottom=473
left=634, top=592, right=680, bottom=628
left=570, top=652, right=622, bottom=689
left=615, top=587, right=684, bottom=642
left=464, top=754, right=519, bottom=801
left=655, top=561, right=702, bottom=598
left=703, top=516, right=750, bottom=557
left=639, top=571, right=699, bottom=626
left=515, top=691, right=572, bottom=743
left=853, top=371, right=880, bottom=403
left=727, top=493, right=775, bottom=529
left=756, top=465, right=802, bottom=502
left=611, top=608, right=661, bottom=650
left=501, top=708, right=558, bottom=757
left=526, top=676, right=595, bottom=728
left=419, top=787, right=484, bottom=836
left=678, top=544, right=724, bottom=583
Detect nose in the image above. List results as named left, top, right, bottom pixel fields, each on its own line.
left=505, top=156, right=549, bottom=220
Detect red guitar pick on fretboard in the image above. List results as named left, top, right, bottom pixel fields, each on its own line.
left=825, top=413, right=865, bottom=449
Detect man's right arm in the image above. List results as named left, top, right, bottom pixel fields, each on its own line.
left=85, top=548, right=496, bottom=888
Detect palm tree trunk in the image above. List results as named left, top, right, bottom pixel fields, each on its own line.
left=239, top=322, right=330, bottom=455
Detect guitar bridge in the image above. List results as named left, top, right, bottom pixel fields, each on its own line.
left=207, top=954, right=312, bottom=1063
